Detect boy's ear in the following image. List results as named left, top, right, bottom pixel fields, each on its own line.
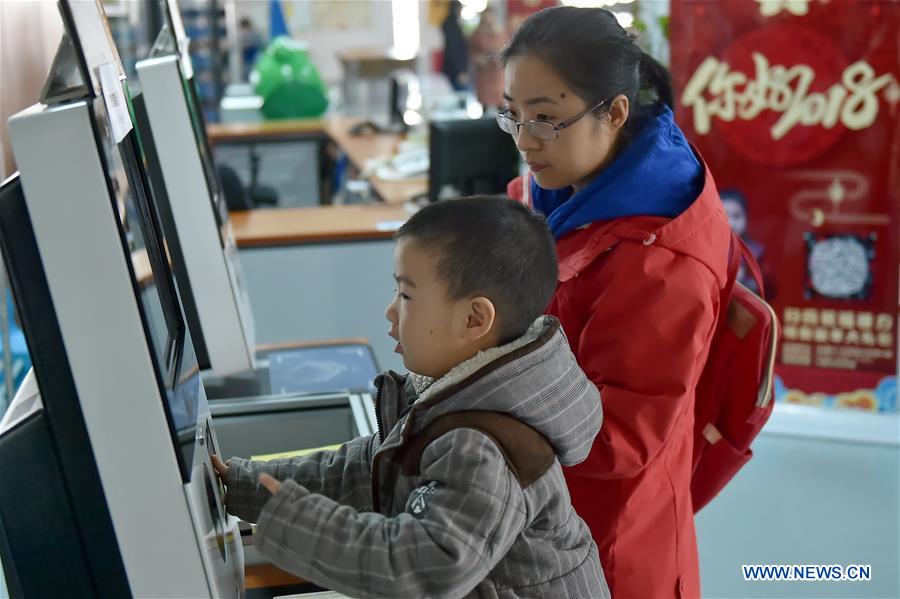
left=464, top=296, right=497, bottom=341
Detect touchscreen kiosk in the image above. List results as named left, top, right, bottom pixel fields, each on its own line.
left=0, top=1, right=243, bottom=595
left=133, top=0, right=256, bottom=375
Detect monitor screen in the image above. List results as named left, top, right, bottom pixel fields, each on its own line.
left=131, top=91, right=212, bottom=370
left=93, top=90, right=200, bottom=481
left=145, top=0, right=227, bottom=245
left=147, top=0, right=226, bottom=243
left=60, top=0, right=203, bottom=480
left=428, top=117, right=520, bottom=202
left=182, top=73, right=229, bottom=243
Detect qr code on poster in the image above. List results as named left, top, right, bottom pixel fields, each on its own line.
left=804, top=232, right=875, bottom=300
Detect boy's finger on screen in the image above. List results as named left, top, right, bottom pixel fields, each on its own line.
left=211, top=454, right=229, bottom=476
left=258, top=473, right=281, bottom=495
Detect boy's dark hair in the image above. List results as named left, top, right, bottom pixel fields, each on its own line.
left=500, top=6, right=672, bottom=144
left=396, top=196, right=558, bottom=342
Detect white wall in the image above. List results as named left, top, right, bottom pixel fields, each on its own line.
left=234, top=0, right=396, bottom=85
left=697, top=414, right=900, bottom=598
left=0, top=0, right=65, bottom=177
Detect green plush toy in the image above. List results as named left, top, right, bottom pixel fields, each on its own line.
left=251, top=36, right=328, bottom=119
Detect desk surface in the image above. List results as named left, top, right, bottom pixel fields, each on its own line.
left=337, top=47, right=417, bottom=62
left=230, top=203, right=413, bottom=248
left=207, top=116, right=427, bottom=205
left=324, top=117, right=427, bottom=205
left=207, top=118, right=326, bottom=144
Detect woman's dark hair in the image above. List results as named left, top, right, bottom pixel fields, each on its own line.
left=500, top=6, right=672, bottom=141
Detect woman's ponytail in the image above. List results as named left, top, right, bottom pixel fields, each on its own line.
left=639, top=51, right=674, bottom=109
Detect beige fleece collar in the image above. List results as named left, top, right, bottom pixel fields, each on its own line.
left=409, top=317, right=549, bottom=404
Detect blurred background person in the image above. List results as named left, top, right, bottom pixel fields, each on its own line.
left=469, top=6, right=508, bottom=109
left=440, top=1, right=470, bottom=92
left=239, top=17, right=264, bottom=80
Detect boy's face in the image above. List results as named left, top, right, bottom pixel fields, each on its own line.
left=385, top=238, right=495, bottom=379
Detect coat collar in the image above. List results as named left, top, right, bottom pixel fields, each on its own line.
left=556, top=151, right=729, bottom=288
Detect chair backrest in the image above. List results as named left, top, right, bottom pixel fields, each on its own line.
left=216, top=164, right=253, bottom=211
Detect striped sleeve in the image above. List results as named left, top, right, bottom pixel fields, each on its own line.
left=224, top=434, right=376, bottom=523
left=253, top=429, right=527, bottom=599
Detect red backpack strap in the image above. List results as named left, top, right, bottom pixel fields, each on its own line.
left=725, top=233, right=740, bottom=294
left=709, top=232, right=762, bottom=351
left=732, top=234, right=766, bottom=298
left=714, top=232, right=742, bottom=337
left=722, top=232, right=767, bottom=304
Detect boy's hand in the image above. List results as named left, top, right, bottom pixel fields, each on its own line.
left=211, top=453, right=280, bottom=494
left=259, top=473, right=281, bottom=495
left=211, top=454, right=230, bottom=484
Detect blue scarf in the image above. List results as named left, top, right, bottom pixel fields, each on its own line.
left=531, top=107, right=703, bottom=239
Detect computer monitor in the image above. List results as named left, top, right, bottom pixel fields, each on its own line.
left=184, top=71, right=230, bottom=237
left=105, top=98, right=202, bottom=478
left=0, top=1, right=243, bottom=595
left=428, top=117, right=520, bottom=202
left=61, top=0, right=200, bottom=471
left=133, top=91, right=211, bottom=370
left=149, top=1, right=228, bottom=240
left=135, top=52, right=257, bottom=375
left=0, top=174, right=130, bottom=597
left=389, top=70, right=420, bottom=130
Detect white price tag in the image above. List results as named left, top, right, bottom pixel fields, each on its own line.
left=97, top=62, right=132, bottom=144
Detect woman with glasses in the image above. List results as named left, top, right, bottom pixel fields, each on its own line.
left=500, top=7, right=731, bottom=599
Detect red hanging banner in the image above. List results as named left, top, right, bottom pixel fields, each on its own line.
left=670, top=0, right=899, bottom=412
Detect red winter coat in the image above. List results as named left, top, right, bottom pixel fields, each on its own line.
left=508, top=161, right=731, bottom=598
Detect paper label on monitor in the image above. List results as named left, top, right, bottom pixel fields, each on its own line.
left=98, top=62, right=132, bottom=144
left=178, top=37, right=194, bottom=80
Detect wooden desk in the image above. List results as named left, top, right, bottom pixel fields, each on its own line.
left=323, top=117, right=427, bottom=205
left=207, top=116, right=427, bottom=205
left=230, top=203, right=413, bottom=248
left=245, top=563, right=307, bottom=590
left=207, top=119, right=326, bottom=145
left=337, top=47, right=416, bottom=78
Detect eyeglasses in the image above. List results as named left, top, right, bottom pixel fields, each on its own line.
left=495, top=99, right=608, bottom=141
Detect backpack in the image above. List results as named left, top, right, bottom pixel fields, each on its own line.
left=691, top=232, right=779, bottom=512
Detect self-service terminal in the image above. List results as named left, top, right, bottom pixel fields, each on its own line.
left=133, top=0, right=257, bottom=377
left=0, top=1, right=242, bottom=595
left=129, top=1, right=379, bottom=439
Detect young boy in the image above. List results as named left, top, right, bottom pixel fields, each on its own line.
left=214, top=197, right=609, bottom=598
